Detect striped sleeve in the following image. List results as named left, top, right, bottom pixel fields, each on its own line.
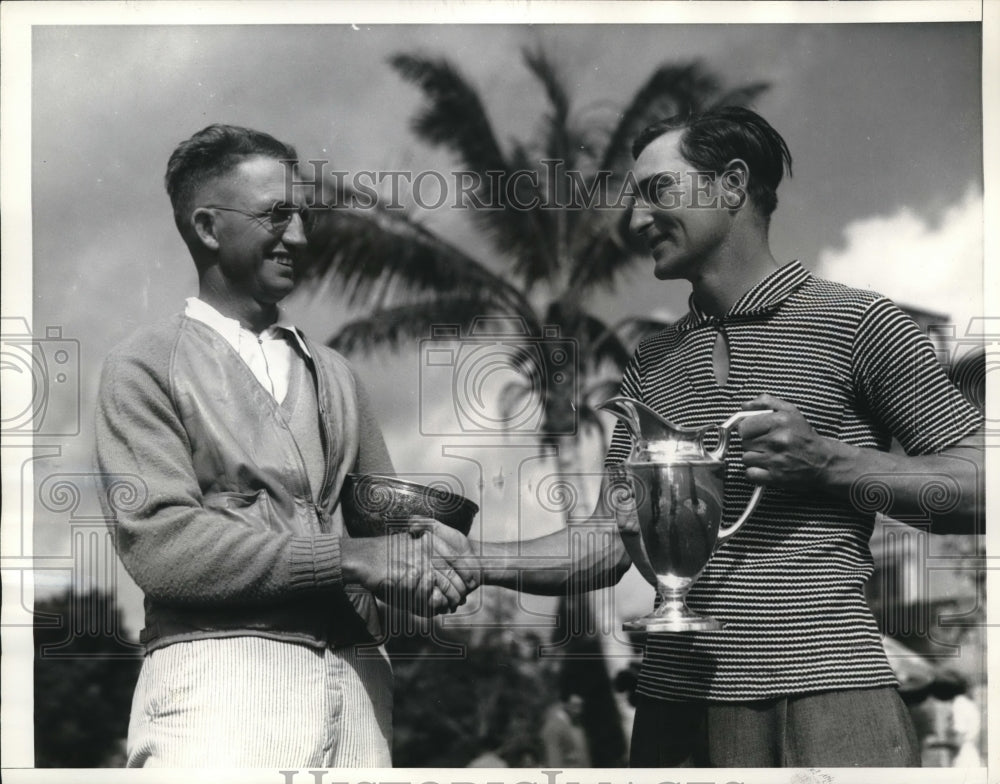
left=851, top=297, right=982, bottom=455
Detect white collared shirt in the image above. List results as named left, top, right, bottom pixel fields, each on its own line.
left=184, top=297, right=312, bottom=404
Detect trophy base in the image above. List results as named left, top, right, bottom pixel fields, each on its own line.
left=623, top=609, right=726, bottom=633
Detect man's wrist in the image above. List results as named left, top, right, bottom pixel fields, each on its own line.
left=475, top=541, right=503, bottom=585
left=818, top=437, right=887, bottom=495
left=475, top=541, right=518, bottom=586
left=340, top=537, right=383, bottom=589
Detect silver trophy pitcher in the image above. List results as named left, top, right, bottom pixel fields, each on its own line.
left=600, top=396, right=770, bottom=632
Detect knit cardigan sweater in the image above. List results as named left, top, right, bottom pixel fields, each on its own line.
left=95, top=313, right=393, bottom=651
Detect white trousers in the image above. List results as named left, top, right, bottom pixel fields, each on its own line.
left=126, top=637, right=393, bottom=767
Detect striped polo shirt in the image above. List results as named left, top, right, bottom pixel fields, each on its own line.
left=605, top=260, right=983, bottom=702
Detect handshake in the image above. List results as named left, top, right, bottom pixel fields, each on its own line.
left=339, top=470, right=640, bottom=618
left=341, top=520, right=480, bottom=617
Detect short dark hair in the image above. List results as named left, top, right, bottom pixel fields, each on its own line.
left=164, top=124, right=298, bottom=234
left=632, top=106, right=792, bottom=218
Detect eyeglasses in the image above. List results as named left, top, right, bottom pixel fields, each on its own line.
left=202, top=202, right=314, bottom=233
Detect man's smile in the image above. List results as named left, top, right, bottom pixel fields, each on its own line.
left=648, top=232, right=676, bottom=254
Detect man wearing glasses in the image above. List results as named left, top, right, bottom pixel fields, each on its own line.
left=95, top=124, right=477, bottom=767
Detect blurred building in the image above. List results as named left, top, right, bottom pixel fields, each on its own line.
left=866, top=302, right=987, bottom=766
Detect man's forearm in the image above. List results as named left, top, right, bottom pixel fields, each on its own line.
left=478, top=524, right=630, bottom=596
left=740, top=398, right=984, bottom=535
left=819, top=437, right=984, bottom=534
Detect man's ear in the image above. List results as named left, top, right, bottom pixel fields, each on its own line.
left=720, top=158, right=749, bottom=210
left=191, top=208, right=220, bottom=251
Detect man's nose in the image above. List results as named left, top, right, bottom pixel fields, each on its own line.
left=281, top=212, right=308, bottom=246
left=629, top=203, right=653, bottom=235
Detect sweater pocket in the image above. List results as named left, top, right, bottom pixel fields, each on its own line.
left=202, top=489, right=280, bottom=532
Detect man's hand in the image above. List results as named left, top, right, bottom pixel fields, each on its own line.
left=406, top=517, right=480, bottom=613
left=342, top=521, right=479, bottom=617
left=738, top=394, right=835, bottom=488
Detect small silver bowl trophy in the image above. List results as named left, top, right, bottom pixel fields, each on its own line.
left=600, top=397, right=769, bottom=632
left=341, top=473, right=479, bottom=537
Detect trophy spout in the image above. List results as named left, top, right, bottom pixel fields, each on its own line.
left=596, top=396, right=642, bottom=443
left=597, top=396, right=679, bottom=445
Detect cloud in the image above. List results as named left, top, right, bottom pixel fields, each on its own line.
left=815, top=187, right=983, bottom=333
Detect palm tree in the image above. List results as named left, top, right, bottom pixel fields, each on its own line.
left=300, top=49, right=769, bottom=765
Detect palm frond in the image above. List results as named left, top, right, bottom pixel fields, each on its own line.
left=600, top=315, right=675, bottom=353
left=565, top=207, right=644, bottom=297
left=541, top=302, right=634, bottom=374
left=522, top=46, right=573, bottom=164
left=501, top=142, right=560, bottom=290
left=391, top=52, right=565, bottom=290
left=599, top=61, right=723, bottom=175
left=600, top=68, right=772, bottom=176
left=582, top=322, right=632, bottom=374
left=708, top=82, right=771, bottom=111
left=329, top=295, right=509, bottom=355
left=301, top=200, right=535, bottom=323
left=520, top=47, right=587, bottom=282
left=390, top=53, right=508, bottom=175
left=521, top=50, right=625, bottom=272
left=498, top=379, right=534, bottom=425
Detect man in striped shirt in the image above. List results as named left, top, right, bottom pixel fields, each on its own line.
left=476, top=107, right=984, bottom=767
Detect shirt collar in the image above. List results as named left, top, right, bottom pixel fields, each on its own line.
left=678, top=260, right=812, bottom=331
left=184, top=297, right=312, bottom=358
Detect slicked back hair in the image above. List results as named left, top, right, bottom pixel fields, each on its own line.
left=165, top=124, right=298, bottom=237
left=632, top=106, right=792, bottom=220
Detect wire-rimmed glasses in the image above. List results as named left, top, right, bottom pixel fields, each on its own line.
left=202, top=202, right=314, bottom=234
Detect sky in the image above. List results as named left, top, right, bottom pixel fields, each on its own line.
left=2, top=5, right=990, bottom=645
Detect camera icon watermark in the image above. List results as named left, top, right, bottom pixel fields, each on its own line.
left=1, top=317, right=80, bottom=436
left=419, top=316, right=578, bottom=436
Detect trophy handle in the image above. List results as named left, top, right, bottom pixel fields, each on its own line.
left=707, top=408, right=773, bottom=461
left=711, top=408, right=772, bottom=542
left=718, top=484, right=764, bottom=542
